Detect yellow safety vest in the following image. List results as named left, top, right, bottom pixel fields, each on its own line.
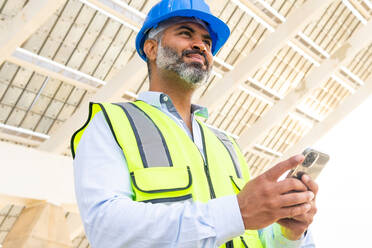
left=71, top=101, right=264, bottom=248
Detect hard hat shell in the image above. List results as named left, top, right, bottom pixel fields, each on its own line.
left=136, top=0, right=230, bottom=61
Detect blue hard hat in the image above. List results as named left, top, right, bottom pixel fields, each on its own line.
left=135, top=0, right=230, bottom=61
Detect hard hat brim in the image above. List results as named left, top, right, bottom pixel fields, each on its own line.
left=136, top=9, right=230, bottom=61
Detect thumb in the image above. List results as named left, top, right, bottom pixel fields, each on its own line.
left=264, top=154, right=304, bottom=181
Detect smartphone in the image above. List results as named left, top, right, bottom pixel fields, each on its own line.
left=287, top=148, right=330, bottom=180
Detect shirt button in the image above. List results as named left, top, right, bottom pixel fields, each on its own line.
left=163, top=96, right=168, bottom=101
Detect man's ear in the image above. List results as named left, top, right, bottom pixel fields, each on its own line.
left=143, top=39, right=158, bottom=62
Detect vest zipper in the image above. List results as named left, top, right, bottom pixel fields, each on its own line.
left=203, top=161, right=216, bottom=199
left=198, top=123, right=216, bottom=199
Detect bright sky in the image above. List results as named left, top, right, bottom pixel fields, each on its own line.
left=310, top=95, right=372, bottom=247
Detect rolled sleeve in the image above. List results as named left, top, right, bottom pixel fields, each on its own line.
left=272, top=223, right=304, bottom=248
left=259, top=223, right=309, bottom=248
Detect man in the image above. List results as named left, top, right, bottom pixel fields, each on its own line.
left=71, top=0, right=317, bottom=247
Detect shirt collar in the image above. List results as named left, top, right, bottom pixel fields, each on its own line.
left=137, top=91, right=209, bottom=119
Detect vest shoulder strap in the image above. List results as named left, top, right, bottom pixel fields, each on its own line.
left=114, top=102, right=173, bottom=168
left=71, top=101, right=173, bottom=170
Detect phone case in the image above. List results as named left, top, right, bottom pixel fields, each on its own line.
left=287, top=148, right=330, bottom=180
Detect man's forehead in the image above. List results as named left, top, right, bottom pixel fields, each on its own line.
left=167, top=21, right=210, bottom=35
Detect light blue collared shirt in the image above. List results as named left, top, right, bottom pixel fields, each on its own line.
left=73, top=91, right=315, bottom=248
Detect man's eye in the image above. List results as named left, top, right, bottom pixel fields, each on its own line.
left=180, top=31, right=191, bottom=37
left=204, top=40, right=212, bottom=48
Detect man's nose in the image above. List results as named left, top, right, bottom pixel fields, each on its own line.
left=191, top=40, right=206, bottom=53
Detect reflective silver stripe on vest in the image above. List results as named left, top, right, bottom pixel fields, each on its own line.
left=115, top=102, right=173, bottom=168
left=209, top=128, right=243, bottom=179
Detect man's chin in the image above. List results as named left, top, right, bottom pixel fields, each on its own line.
left=185, top=61, right=207, bottom=70
left=179, top=72, right=208, bottom=88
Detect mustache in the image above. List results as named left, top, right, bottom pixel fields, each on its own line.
left=182, top=49, right=209, bottom=67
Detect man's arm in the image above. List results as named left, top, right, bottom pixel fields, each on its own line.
left=73, top=112, right=245, bottom=247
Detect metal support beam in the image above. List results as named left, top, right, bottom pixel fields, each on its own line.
left=0, top=0, right=66, bottom=65
left=331, top=73, right=357, bottom=93
left=198, top=0, right=336, bottom=111
left=287, top=39, right=321, bottom=66
left=0, top=131, right=42, bottom=147
left=253, top=144, right=283, bottom=158
left=231, top=0, right=276, bottom=32
left=272, top=74, right=372, bottom=166
left=80, top=0, right=144, bottom=32
left=38, top=55, right=146, bottom=153
left=8, top=48, right=102, bottom=92
left=241, top=80, right=320, bottom=124
left=0, top=123, right=50, bottom=140
left=349, top=0, right=371, bottom=19
left=343, top=0, right=368, bottom=24
left=238, top=19, right=372, bottom=153
left=297, top=32, right=330, bottom=59
left=340, top=66, right=365, bottom=86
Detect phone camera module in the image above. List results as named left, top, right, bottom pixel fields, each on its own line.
left=303, top=152, right=318, bottom=168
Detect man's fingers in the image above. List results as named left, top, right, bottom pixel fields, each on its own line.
left=291, top=212, right=314, bottom=223
left=278, top=203, right=311, bottom=219
left=277, top=218, right=308, bottom=241
left=277, top=178, right=308, bottom=194
left=265, top=155, right=304, bottom=181
left=277, top=218, right=302, bottom=227
left=277, top=218, right=307, bottom=230
left=301, top=174, right=319, bottom=195
left=279, top=191, right=314, bottom=207
left=291, top=201, right=317, bottom=222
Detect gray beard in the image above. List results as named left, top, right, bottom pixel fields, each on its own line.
left=156, top=42, right=211, bottom=88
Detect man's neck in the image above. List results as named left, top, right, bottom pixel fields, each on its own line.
left=149, top=71, right=195, bottom=131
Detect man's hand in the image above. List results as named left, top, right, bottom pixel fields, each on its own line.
left=237, top=155, right=314, bottom=230
left=277, top=174, right=318, bottom=240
